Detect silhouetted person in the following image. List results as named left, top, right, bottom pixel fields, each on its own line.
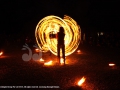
left=57, top=27, right=65, bottom=64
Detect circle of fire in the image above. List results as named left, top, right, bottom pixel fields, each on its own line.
left=35, top=15, right=81, bottom=56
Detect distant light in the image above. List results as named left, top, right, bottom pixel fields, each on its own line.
left=78, top=77, right=86, bottom=86
left=0, top=52, right=3, bottom=56
left=109, top=63, right=115, bottom=66
left=83, top=33, right=85, bottom=41
left=100, top=32, right=104, bottom=35
left=97, top=32, right=99, bottom=37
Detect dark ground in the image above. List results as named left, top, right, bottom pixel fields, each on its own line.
left=0, top=44, right=120, bottom=90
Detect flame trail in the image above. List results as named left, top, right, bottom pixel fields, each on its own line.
left=35, top=15, right=81, bottom=56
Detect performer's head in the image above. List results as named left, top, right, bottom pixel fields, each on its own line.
left=59, top=27, right=64, bottom=33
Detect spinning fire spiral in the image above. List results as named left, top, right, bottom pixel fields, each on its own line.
left=35, top=15, right=81, bottom=56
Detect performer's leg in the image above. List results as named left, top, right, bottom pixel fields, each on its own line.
left=57, top=44, right=60, bottom=64
left=62, top=45, right=65, bottom=64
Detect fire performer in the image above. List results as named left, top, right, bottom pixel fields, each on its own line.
left=57, top=27, right=65, bottom=64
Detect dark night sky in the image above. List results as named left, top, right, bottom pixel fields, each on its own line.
left=1, top=0, right=120, bottom=36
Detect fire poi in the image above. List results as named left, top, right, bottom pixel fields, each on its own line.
left=35, top=15, right=81, bottom=56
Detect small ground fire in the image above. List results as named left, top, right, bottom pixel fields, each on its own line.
left=78, top=77, right=86, bottom=86
left=40, top=58, right=44, bottom=62
left=109, top=63, right=116, bottom=67
left=44, top=60, right=53, bottom=66
left=0, top=51, right=3, bottom=56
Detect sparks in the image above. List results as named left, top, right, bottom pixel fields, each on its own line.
left=35, top=15, right=81, bottom=56
left=78, top=77, right=86, bottom=86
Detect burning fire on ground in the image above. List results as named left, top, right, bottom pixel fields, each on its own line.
left=35, top=48, right=40, bottom=52
left=78, top=77, right=86, bottom=86
left=0, top=52, right=3, bottom=56
left=77, top=50, right=81, bottom=53
left=60, top=58, right=64, bottom=64
left=40, top=58, right=44, bottom=62
left=44, top=60, right=53, bottom=66
left=109, top=63, right=115, bottom=67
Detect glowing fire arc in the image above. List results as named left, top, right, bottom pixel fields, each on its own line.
left=35, top=15, right=81, bottom=56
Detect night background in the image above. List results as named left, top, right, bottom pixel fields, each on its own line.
left=1, top=0, right=120, bottom=48
left=0, top=0, right=120, bottom=89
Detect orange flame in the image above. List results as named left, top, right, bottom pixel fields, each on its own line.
left=35, top=48, right=40, bottom=52
left=109, top=63, right=115, bottom=66
left=78, top=77, right=86, bottom=86
left=77, top=50, right=81, bottom=53
left=40, top=58, right=44, bottom=62
left=0, top=52, right=3, bottom=56
left=44, top=61, right=53, bottom=66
